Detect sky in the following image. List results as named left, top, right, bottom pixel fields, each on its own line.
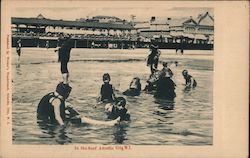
left=11, top=1, right=213, bottom=22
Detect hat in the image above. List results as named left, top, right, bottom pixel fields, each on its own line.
left=56, top=82, right=72, bottom=99
left=103, top=73, right=111, bottom=82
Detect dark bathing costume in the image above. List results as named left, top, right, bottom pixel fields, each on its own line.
left=58, top=39, right=72, bottom=73
left=155, top=77, right=176, bottom=100
left=101, top=83, right=114, bottom=102
left=37, top=92, right=66, bottom=124
left=107, top=97, right=130, bottom=121
left=147, top=47, right=159, bottom=68
left=16, top=41, right=21, bottom=56
left=108, top=107, right=130, bottom=121
left=184, top=74, right=197, bottom=87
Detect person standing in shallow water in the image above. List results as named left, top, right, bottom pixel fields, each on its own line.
left=147, top=42, right=161, bottom=74
left=16, top=39, right=22, bottom=65
left=55, top=36, right=72, bottom=84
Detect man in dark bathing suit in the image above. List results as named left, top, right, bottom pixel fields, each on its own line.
left=55, top=36, right=72, bottom=84
left=37, top=82, right=73, bottom=125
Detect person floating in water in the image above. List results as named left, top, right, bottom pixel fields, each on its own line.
left=16, top=38, right=22, bottom=64
left=99, top=73, right=116, bottom=103
left=37, top=82, right=120, bottom=126
left=123, top=77, right=141, bottom=96
left=37, top=82, right=73, bottom=125
left=182, top=70, right=197, bottom=88
left=105, top=97, right=130, bottom=121
left=147, top=42, right=161, bottom=74
left=159, top=62, right=173, bottom=78
left=55, top=36, right=72, bottom=84
left=154, top=71, right=176, bottom=100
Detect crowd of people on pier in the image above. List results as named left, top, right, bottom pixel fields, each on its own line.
left=16, top=36, right=197, bottom=126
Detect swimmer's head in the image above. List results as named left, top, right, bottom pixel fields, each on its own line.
left=56, top=82, right=72, bottom=99
left=133, top=77, right=140, bottom=83
left=103, top=73, right=111, bottom=83
left=150, top=43, right=158, bottom=50
left=162, top=62, right=168, bottom=67
left=115, top=97, right=126, bottom=108
left=182, top=70, right=188, bottom=76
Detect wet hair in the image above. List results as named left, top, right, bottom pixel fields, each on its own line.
left=56, top=82, right=72, bottom=99
left=115, top=97, right=126, bottom=107
left=182, top=70, right=188, bottom=76
left=103, top=73, right=111, bottom=82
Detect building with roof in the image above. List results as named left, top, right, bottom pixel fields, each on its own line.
left=135, top=12, right=214, bottom=44
left=11, top=13, right=213, bottom=50
left=11, top=14, right=135, bottom=37
left=11, top=14, right=137, bottom=49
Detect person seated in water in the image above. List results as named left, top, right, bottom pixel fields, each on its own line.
left=37, top=82, right=73, bottom=125
left=99, top=73, right=116, bottom=103
left=154, top=71, right=176, bottom=100
left=123, top=77, right=141, bottom=96
left=159, top=62, right=173, bottom=78
left=105, top=97, right=130, bottom=121
left=182, top=70, right=197, bottom=88
left=37, top=82, right=120, bottom=125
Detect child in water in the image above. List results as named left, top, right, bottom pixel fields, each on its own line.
left=99, top=73, right=116, bottom=103
left=182, top=70, right=197, bottom=88
left=123, top=77, right=141, bottom=96
left=105, top=97, right=130, bottom=121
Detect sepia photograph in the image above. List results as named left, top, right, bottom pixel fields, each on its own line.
left=11, top=4, right=214, bottom=145
left=1, top=1, right=248, bottom=158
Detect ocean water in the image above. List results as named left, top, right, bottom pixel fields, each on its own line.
left=12, top=48, right=213, bottom=145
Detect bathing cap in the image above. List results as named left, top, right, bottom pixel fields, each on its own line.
left=56, top=82, right=72, bottom=99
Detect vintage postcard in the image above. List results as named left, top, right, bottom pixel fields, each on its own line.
left=1, top=0, right=248, bottom=158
